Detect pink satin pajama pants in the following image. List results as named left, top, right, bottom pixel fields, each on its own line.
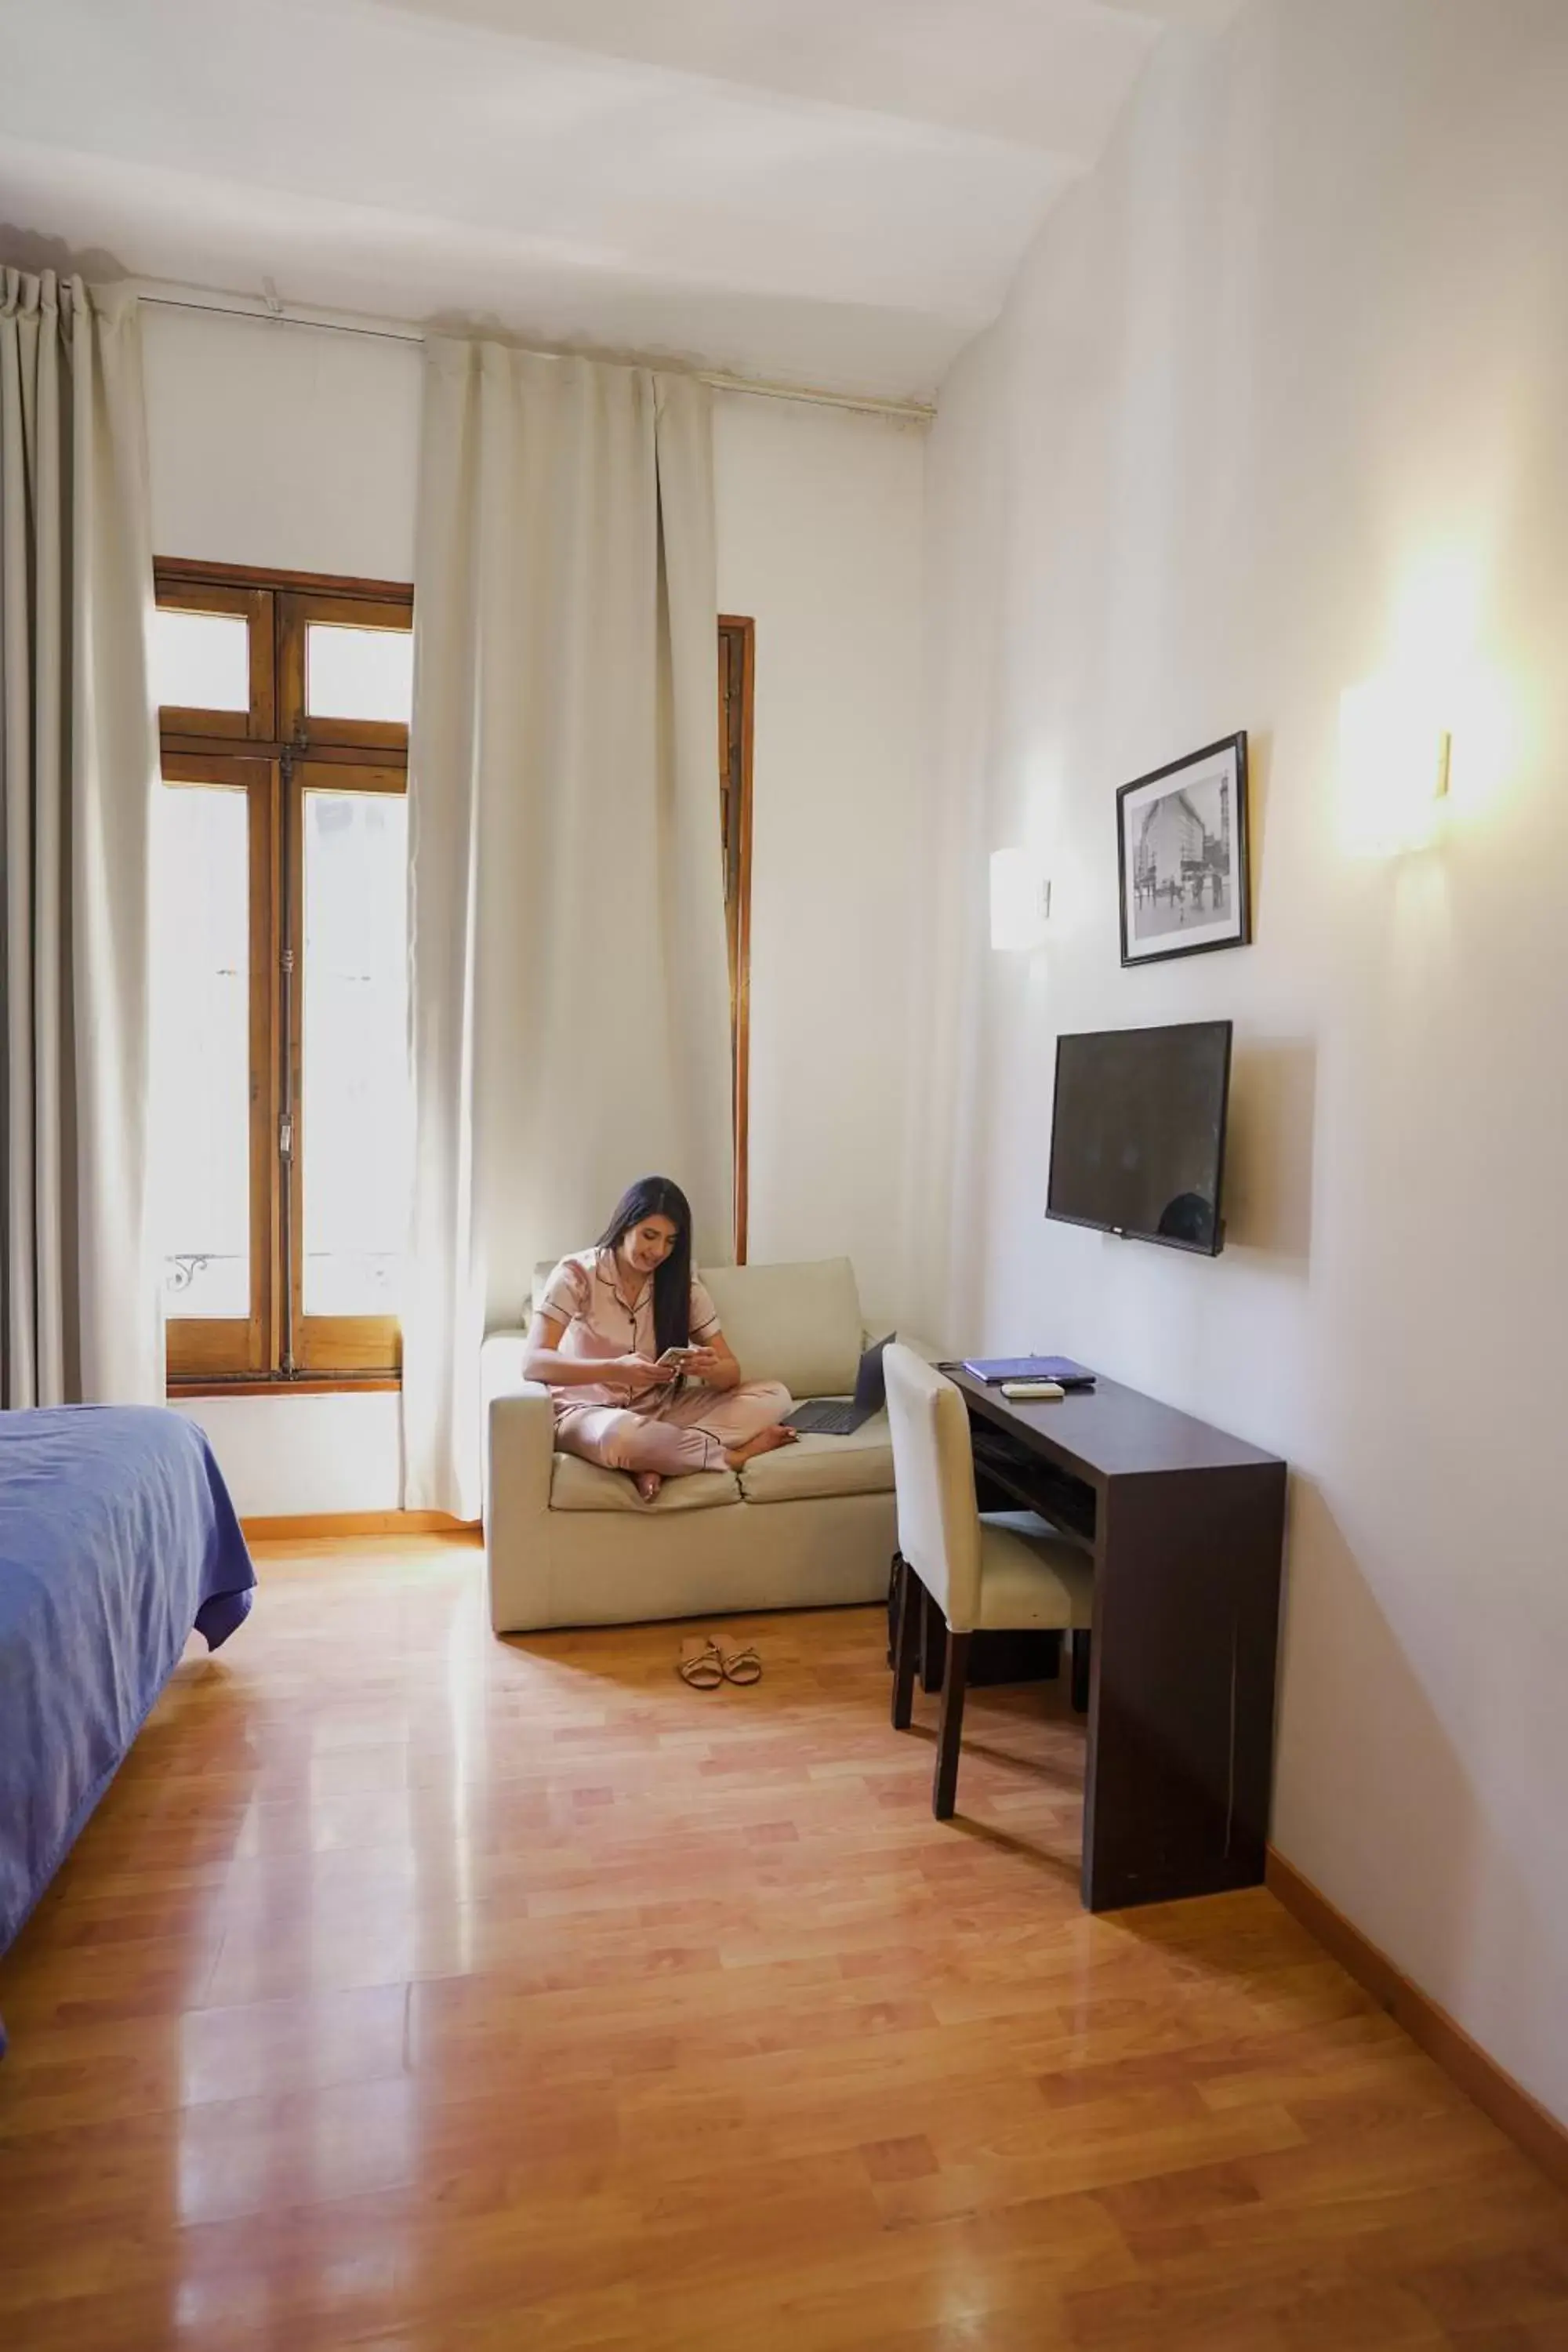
left=555, top=1380, right=792, bottom=1478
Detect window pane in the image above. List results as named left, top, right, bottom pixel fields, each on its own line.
left=152, top=784, right=251, bottom=1319
left=152, top=608, right=249, bottom=713
left=306, top=623, right=413, bottom=724
left=302, top=792, right=410, bottom=1317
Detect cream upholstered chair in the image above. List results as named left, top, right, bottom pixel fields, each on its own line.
left=884, top=1345, right=1095, bottom=1819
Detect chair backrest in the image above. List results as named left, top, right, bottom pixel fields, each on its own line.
left=883, top=1344, right=983, bottom=1632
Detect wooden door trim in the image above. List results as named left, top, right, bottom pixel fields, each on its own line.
left=719, top=615, right=754, bottom=1265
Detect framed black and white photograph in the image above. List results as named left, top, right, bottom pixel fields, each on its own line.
left=1116, top=732, right=1250, bottom=967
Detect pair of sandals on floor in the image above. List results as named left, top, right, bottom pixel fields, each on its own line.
left=677, top=1635, right=761, bottom=1689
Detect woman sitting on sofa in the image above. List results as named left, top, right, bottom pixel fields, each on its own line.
left=522, top=1176, right=797, bottom=1504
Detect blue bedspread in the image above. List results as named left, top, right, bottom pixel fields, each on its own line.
left=0, top=1406, right=255, bottom=2050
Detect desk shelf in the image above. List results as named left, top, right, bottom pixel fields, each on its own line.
left=971, top=1427, right=1097, bottom=1554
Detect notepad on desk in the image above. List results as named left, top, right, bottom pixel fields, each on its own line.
left=961, top=1356, right=1096, bottom=1390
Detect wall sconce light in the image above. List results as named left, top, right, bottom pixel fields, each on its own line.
left=989, top=847, right=1052, bottom=951
left=1338, top=677, right=1452, bottom=856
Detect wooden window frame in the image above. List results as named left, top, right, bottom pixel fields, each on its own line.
left=288, top=760, right=406, bottom=1376
left=158, top=751, right=281, bottom=1383
left=278, top=591, right=415, bottom=757
left=719, top=616, right=755, bottom=1263
left=155, top=560, right=412, bottom=1395
left=153, top=579, right=275, bottom=742
left=158, top=561, right=755, bottom=1385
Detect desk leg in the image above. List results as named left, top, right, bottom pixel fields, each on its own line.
left=1071, top=1631, right=1091, bottom=1715
left=1083, top=1463, right=1285, bottom=1912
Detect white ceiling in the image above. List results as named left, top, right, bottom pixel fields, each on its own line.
left=0, top=0, right=1241, bottom=400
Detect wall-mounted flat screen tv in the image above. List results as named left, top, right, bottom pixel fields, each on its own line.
left=1046, top=1020, right=1232, bottom=1256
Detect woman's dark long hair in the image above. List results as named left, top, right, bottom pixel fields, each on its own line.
left=597, top=1177, right=694, bottom=1358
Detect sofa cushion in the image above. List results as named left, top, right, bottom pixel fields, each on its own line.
left=738, top=1413, right=895, bottom=1505
left=700, top=1258, right=863, bottom=1400
left=549, top=1454, right=740, bottom=1514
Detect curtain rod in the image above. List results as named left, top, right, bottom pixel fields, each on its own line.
left=131, top=285, right=937, bottom=423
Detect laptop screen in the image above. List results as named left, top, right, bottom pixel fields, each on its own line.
left=856, top=1334, right=895, bottom=1410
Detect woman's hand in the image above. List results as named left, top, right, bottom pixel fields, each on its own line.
left=613, top=1353, right=671, bottom=1392
left=682, top=1344, right=735, bottom=1389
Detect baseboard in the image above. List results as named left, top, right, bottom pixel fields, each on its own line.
left=1265, top=1848, right=1568, bottom=2195
left=241, top=1510, right=478, bottom=1541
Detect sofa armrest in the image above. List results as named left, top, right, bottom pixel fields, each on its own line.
left=480, top=1330, right=544, bottom=1522
left=485, top=1380, right=557, bottom=1633
left=485, top=1381, right=555, bottom=1515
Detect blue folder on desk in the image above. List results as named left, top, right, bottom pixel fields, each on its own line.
left=962, top=1356, right=1096, bottom=1389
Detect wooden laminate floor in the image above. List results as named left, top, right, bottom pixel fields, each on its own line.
left=2, top=1537, right=1566, bottom=2351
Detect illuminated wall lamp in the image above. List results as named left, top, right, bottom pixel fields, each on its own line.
left=989, top=847, right=1052, bottom=952
left=1338, top=677, right=1452, bottom=855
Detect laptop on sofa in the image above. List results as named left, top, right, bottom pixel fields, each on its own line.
left=784, top=1334, right=894, bottom=1438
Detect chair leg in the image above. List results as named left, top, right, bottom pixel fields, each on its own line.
left=891, top=1556, right=920, bottom=1731
left=1071, top=1629, right=1092, bottom=1715
left=919, top=1583, right=945, bottom=1693
left=933, top=1631, right=971, bottom=1819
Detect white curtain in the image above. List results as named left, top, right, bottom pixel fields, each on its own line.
left=0, top=270, right=161, bottom=1409
left=403, top=341, right=732, bottom=1516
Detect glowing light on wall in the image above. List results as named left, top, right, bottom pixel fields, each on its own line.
left=1338, top=548, right=1515, bottom=856
left=1338, top=679, right=1451, bottom=856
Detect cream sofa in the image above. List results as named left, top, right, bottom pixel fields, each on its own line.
left=481, top=1257, right=906, bottom=1632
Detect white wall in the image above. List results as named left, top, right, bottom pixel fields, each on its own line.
left=914, top=0, right=1568, bottom=2123
left=143, top=304, right=423, bottom=579
left=713, top=391, right=925, bottom=1326
left=170, top=1392, right=404, bottom=1519
left=143, top=310, right=927, bottom=1505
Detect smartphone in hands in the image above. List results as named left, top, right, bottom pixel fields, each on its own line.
left=657, top=1345, right=703, bottom=1369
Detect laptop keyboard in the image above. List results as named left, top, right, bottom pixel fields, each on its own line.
left=786, top=1399, right=858, bottom=1436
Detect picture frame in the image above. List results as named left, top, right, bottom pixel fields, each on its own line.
left=1116, top=732, right=1250, bottom=967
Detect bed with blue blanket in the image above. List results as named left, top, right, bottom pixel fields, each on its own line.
left=0, top=1406, right=255, bottom=2053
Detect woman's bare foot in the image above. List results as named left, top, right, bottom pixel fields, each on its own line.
left=633, top=1471, right=663, bottom=1504
left=724, top=1425, right=799, bottom=1471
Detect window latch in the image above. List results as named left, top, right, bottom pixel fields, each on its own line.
left=279, top=1115, right=295, bottom=1162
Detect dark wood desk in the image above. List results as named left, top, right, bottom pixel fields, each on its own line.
left=942, top=1366, right=1287, bottom=1914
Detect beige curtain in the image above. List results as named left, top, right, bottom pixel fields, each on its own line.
left=403, top=342, right=732, bottom=1516
left=0, top=270, right=161, bottom=1408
